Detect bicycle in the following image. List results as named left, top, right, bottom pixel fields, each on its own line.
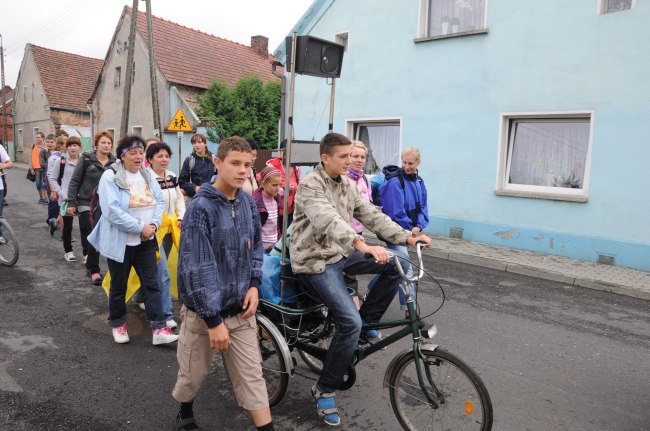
left=256, top=243, right=493, bottom=430
left=0, top=216, right=19, bottom=266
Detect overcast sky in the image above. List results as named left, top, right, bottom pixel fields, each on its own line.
left=0, top=0, right=314, bottom=87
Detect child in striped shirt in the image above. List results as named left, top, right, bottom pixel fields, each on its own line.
left=253, top=166, right=282, bottom=253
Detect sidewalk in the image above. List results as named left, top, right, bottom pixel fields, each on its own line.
left=11, top=161, right=649, bottom=301
left=365, top=232, right=650, bottom=301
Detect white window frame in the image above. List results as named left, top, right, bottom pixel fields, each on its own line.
left=346, top=117, right=403, bottom=175
left=33, top=127, right=40, bottom=137
left=17, top=129, right=24, bottom=151
left=334, top=31, right=349, bottom=52
left=495, top=111, right=594, bottom=203
left=597, top=0, right=636, bottom=14
left=114, top=67, right=121, bottom=87
left=106, top=128, right=116, bottom=143
left=132, top=126, right=143, bottom=137
left=416, top=0, right=489, bottom=42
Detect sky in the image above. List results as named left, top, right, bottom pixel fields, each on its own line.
left=0, top=0, right=314, bottom=87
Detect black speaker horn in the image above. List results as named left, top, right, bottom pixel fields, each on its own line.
left=285, top=35, right=345, bottom=78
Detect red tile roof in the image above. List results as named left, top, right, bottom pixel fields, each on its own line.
left=129, top=7, right=281, bottom=89
left=30, top=44, right=102, bottom=111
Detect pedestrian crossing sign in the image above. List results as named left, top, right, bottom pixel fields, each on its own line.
left=166, top=108, right=193, bottom=132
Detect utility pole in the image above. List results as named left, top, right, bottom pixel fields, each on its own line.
left=120, top=0, right=139, bottom=137
left=145, top=0, right=161, bottom=137
left=0, top=34, right=8, bottom=151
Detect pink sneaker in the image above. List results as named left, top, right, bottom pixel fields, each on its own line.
left=152, top=326, right=178, bottom=345
left=91, top=273, right=103, bottom=286
left=112, top=323, right=130, bottom=344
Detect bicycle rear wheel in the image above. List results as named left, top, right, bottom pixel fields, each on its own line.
left=0, top=218, right=19, bottom=266
left=388, top=348, right=492, bottom=431
left=256, top=315, right=289, bottom=407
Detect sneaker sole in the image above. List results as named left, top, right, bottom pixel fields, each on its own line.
left=152, top=337, right=178, bottom=345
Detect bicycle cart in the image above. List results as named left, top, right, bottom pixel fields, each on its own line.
left=255, top=244, right=493, bottom=430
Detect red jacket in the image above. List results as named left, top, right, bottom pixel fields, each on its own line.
left=265, top=157, right=300, bottom=216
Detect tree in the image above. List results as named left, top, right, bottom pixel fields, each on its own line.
left=198, top=76, right=281, bottom=149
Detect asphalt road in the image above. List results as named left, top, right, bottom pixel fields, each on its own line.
left=1, top=167, right=649, bottom=431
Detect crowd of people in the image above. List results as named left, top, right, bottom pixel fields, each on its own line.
left=4, top=130, right=431, bottom=430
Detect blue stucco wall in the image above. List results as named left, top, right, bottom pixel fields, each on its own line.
left=285, top=0, right=650, bottom=270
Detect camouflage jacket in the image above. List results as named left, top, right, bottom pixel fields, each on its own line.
left=290, top=164, right=410, bottom=274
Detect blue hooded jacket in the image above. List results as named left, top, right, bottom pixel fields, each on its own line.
left=380, top=166, right=429, bottom=231
left=178, top=183, right=263, bottom=328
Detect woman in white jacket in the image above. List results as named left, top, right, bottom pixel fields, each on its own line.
left=143, top=141, right=185, bottom=328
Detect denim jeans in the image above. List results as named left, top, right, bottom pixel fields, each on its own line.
left=107, top=239, right=166, bottom=329
left=367, top=243, right=415, bottom=311
left=132, top=234, right=174, bottom=321
left=297, top=252, right=402, bottom=392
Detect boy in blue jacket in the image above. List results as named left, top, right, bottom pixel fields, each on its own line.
left=172, top=136, right=273, bottom=431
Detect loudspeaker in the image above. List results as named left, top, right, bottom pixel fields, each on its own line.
left=285, top=35, right=344, bottom=78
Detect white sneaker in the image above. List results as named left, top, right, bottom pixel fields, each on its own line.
left=112, top=324, right=130, bottom=344
left=166, top=319, right=178, bottom=329
left=152, top=327, right=178, bottom=345
left=64, top=252, right=77, bottom=262
left=83, top=254, right=88, bottom=264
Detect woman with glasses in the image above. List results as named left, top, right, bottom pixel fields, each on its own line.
left=178, top=133, right=215, bottom=198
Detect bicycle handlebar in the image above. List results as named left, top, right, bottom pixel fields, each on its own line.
left=363, top=241, right=425, bottom=283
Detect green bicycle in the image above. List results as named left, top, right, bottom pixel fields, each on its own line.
left=256, top=243, right=493, bottom=430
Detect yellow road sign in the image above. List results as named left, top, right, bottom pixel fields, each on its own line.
left=166, top=108, right=193, bottom=132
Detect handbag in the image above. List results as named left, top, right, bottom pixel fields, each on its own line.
left=26, top=169, right=36, bottom=182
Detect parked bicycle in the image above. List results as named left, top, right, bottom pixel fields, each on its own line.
left=0, top=216, right=19, bottom=266
left=256, top=243, right=493, bottom=430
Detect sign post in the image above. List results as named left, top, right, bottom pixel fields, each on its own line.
left=166, top=107, right=193, bottom=174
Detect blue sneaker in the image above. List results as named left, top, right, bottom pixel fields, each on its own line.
left=361, top=319, right=383, bottom=344
left=311, top=383, right=340, bottom=426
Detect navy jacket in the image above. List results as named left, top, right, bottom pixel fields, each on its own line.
left=380, top=167, right=429, bottom=231
left=178, top=152, right=215, bottom=197
left=178, top=183, right=263, bottom=328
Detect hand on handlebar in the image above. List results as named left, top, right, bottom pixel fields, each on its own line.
left=407, top=234, right=431, bottom=249
left=356, top=242, right=392, bottom=265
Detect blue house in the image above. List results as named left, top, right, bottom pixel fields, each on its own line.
left=276, top=0, right=650, bottom=271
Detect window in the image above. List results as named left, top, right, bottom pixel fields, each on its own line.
left=132, top=126, right=143, bottom=137
left=23, top=86, right=27, bottom=102
left=17, top=129, right=23, bottom=151
left=33, top=127, right=40, bottom=139
left=106, top=128, right=116, bottom=142
left=418, top=0, right=488, bottom=39
left=114, top=67, right=121, bottom=87
left=349, top=120, right=401, bottom=174
left=334, top=31, right=349, bottom=52
left=599, top=0, right=633, bottom=14
left=31, top=83, right=35, bottom=101
left=496, top=112, right=593, bottom=202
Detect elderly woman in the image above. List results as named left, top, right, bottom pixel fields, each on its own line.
left=88, top=135, right=178, bottom=345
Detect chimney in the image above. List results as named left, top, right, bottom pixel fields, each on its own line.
left=250, top=35, right=269, bottom=57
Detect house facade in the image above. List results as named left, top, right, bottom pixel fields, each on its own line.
left=91, top=6, right=281, bottom=173
left=277, top=0, right=650, bottom=271
left=0, top=86, right=14, bottom=156
left=12, top=44, right=102, bottom=162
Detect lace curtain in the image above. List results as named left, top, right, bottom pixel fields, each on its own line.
left=357, top=124, right=400, bottom=174
left=604, top=0, right=632, bottom=13
left=428, top=0, right=486, bottom=37
left=508, top=120, right=590, bottom=189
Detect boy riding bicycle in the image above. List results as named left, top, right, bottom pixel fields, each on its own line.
left=290, top=132, right=431, bottom=426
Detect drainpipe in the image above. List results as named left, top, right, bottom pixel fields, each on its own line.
left=271, top=60, right=286, bottom=145
left=86, top=101, right=94, bottom=147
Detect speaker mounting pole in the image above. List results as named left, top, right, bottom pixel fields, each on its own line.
left=328, top=78, right=336, bottom=132
left=280, top=32, right=299, bottom=302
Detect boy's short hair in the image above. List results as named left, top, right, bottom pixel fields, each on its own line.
left=66, top=137, right=81, bottom=147
left=45, top=134, right=56, bottom=141
left=35, top=131, right=45, bottom=139
left=216, top=136, right=252, bottom=160
left=320, top=132, right=351, bottom=156
left=245, top=138, right=260, bottom=151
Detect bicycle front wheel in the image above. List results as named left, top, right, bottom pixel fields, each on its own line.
left=388, top=348, right=493, bottom=431
left=0, top=218, right=19, bottom=266
left=256, top=315, right=289, bottom=407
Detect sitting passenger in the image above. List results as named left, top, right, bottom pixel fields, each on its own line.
left=290, top=132, right=431, bottom=426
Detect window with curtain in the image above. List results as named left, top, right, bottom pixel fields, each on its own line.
left=353, top=122, right=400, bottom=174
left=507, top=118, right=590, bottom=189
left=601, top=0, right=632, bottom=14
left=428, top=0, right=487, bottom=37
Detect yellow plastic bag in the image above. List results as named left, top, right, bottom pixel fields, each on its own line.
left=102, top=214, right=181, bottom=302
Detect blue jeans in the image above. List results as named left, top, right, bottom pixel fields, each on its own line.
left=297, top=252, right=402, bottom=392
left=107, top=239, right=166, bottom=329
left=367, top=243, right=415, bottom=311
left=132, top=234, right=174, bottom=321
